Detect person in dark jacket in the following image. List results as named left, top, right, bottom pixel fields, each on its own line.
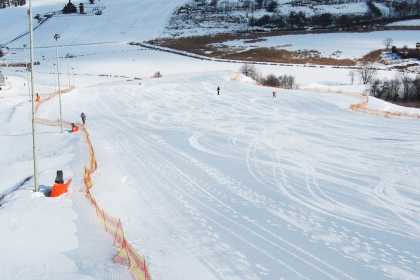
left=80, top=112, right=86, bottom=125
left=217, top=86, right=220, bottom=96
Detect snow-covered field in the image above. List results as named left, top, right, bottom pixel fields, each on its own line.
left=217, top=30, right=420, bottom=59
left=387, top=19, right=420, bottom=26
left=72, top=71, right=420, bottom=280
left=368, top=96, right=420, bottom=115
left=279, top=2, right=368, bottom=17
left=1, top=1, right=420, bottom=280
left=165, top=1, right=370, bottom=37
left=0, top=76, right=131, bottom=279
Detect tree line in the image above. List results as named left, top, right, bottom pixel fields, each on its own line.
left=182, top=0, right=420, bottom=30
left=250, top=10, right=382, bottom=29
left=370, top=74, right=420, bottom=102
left=0, top=0, right=25, bottom=9
left=240, top=64, right=296, bottom=89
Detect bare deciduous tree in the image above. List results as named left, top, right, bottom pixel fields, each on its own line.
left=383, top=38, right=393, bottom=50
left=262, top=74, right=281, bottom=87
left=400, top=72, right=412, bottom=100
left=358, top=63, right=377, bottom=85
left=278, top=74, right=295, bottom=89
left=240, top=64, right=260, bottom=81
left=369, top=74, right=420, bottom=102
left=240, top=64, right=296, bottom=89
left=349, top=70, right=355, bottom=85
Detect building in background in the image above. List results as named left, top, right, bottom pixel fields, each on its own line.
left=0, top=0, right=26, bottom=9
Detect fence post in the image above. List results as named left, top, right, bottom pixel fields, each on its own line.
left=123, top=239, right=132, bottom=268
left=144, top=259, right=147, bottom=280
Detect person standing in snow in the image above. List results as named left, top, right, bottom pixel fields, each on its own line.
left=80, top=112, right=86, bottom=125
left=217, top=86, right=220, bottom=96
left=273, top=91, right=276, bottom=98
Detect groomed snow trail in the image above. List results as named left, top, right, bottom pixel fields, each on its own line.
left=1, top=0, right=420, bottom=279
left=59, top=71, right=420, bottom=280
left=0, top=78, right=131, bottom=280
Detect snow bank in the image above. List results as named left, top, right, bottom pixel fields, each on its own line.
left=0, top=188, right=129, bottom=280
left=0, top=75, right=131, bottom=280
left=387, top=19, right=420, bottom=26
left=368, top=96, right=420, bottom=115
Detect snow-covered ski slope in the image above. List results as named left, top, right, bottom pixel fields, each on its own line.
left=0, top=0, right=185, bottom=47
left=1, top=1, right=420, bottom=280
left=0, top=76, right=132, bottom=280
left=61, top=71, right=420, bottom=280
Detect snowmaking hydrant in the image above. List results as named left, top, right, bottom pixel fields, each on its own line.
left=50, top=170, right=72, bottom=197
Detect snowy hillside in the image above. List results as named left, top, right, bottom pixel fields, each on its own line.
left=165, top=0, right=393, bottom=37
left=1, top=0, right=420, bottom=280
left=0, top=0, right=186, bottom=47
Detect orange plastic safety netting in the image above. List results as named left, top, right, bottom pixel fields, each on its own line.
left=82, top=126, right=152, bottom=280
left=36, top=87, right=152, bottom=280
left=350, top=99, right=420, bottom=119
left=35, top=86, right=75, bottom=112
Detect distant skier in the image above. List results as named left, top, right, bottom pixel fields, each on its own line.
left=273, top=91, right=276, bottom=98
left=80, top=112, right=86, bottom=125
left=217, top=86, right=220, bottom=96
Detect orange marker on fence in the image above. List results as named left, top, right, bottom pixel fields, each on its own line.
left=71, top=123, right=80, bottom=133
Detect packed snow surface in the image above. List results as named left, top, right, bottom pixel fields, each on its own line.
left=368, top=96, right=420, bottom=115
left=0, top=1, right=420, bottom=280
left=78, top=71, right=420, bottom=280
left=0, top=76, right=131, bottom=280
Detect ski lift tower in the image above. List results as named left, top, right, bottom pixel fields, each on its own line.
left=28, top=0, right=40, bottom=192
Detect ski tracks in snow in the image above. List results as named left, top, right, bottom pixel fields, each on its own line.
left=84, top=74, right=420, bottom=280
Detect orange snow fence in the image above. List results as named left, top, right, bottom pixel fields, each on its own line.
left=350, top=102, right=368, bottom=111
left=85, top=188, right=152, bottom=280
left=35, top=87, right=153, bottom=280
left=81, top=126, right=152, bottom=280
left=350, top=99, right=420, bottom=119
left=35, top=86, right=75, bottom=112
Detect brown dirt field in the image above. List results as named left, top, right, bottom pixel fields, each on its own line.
left=221, top=48, right=355, bottom=66
left=361, top=49, right=383, bottom=63
left=150, top=33, right=358, bottom=66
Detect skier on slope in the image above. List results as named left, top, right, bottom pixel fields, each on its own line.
left=217, top=86, right=220, bottom=96
left=80, top=112, right=86, bottom=125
